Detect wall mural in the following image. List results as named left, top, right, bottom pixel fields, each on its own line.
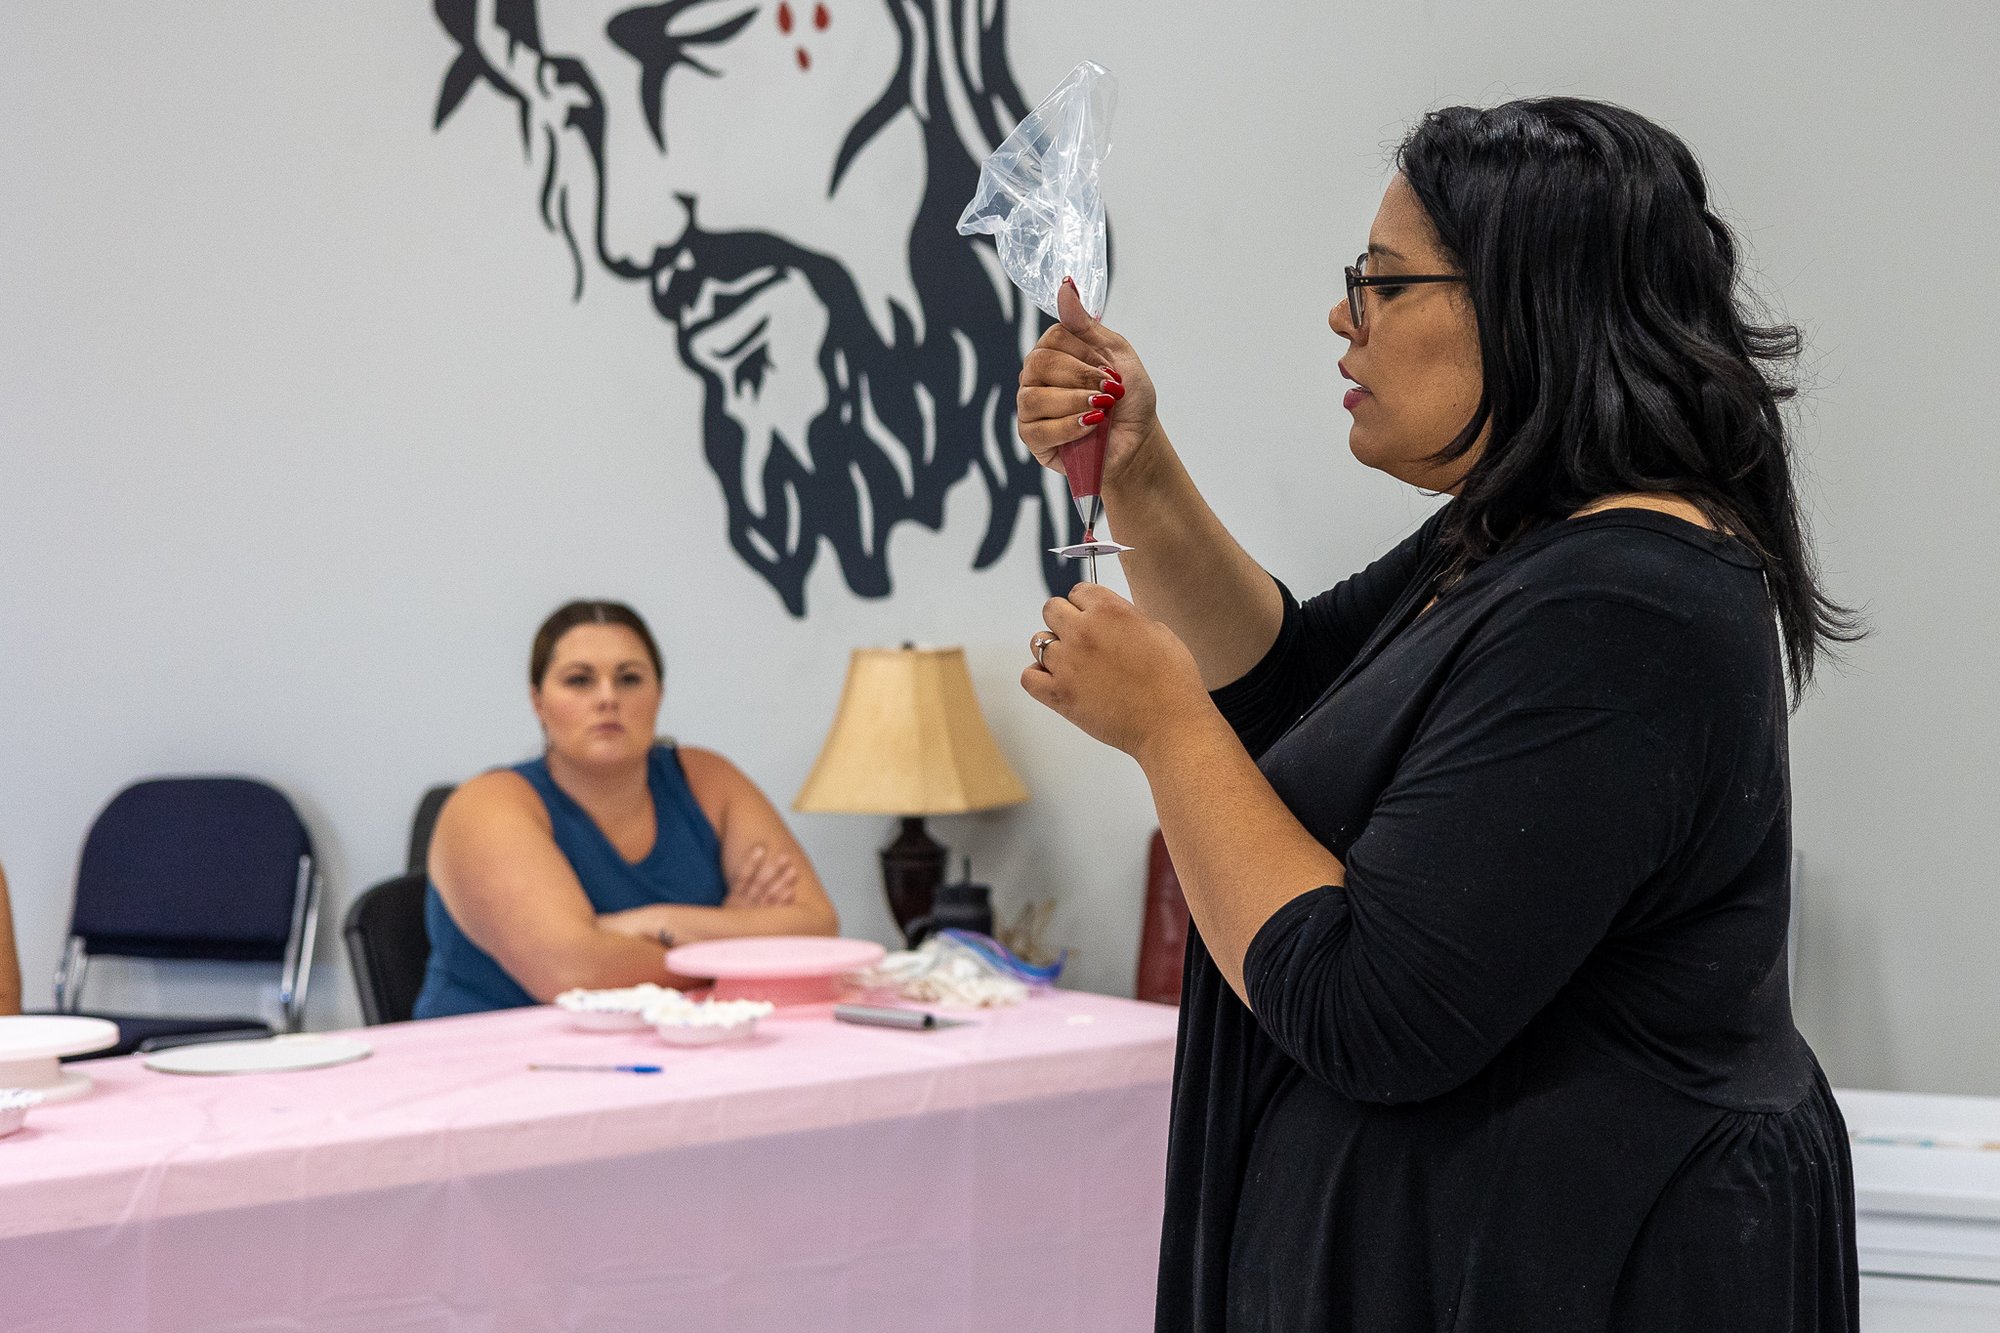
left=432, top=0, right=1089, bottom=616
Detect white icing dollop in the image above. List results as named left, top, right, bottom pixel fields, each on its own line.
left=643, top=993, right=775, bottom=1028
left=554, top=983, right=677, bottom=1014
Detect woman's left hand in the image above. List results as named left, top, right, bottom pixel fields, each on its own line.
left=1021, top=583, right=1211, bottom=761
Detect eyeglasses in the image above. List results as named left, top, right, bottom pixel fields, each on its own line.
left=1343, top=253, right=1465, bottom=333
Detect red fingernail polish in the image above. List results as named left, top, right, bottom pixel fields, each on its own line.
left=1080, top=409, right=1106, bottom=427
left=1100, top=378, right=1126, bottom=400
left=1062, top=275, right=1078, bottom=291
left=1088, top=393, right=1116, bottom=409
left=1102, top=365, right=1122, bottom=383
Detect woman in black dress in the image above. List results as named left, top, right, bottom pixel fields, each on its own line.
left=1016, top=98, right=1862, bottom=1331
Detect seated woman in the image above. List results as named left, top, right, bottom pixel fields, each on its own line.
left=414, top=600, right=839, bottom=1018
left=1, top=861, right=21, bottom=1016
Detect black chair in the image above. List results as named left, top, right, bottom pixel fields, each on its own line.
left=53, top=777, right=321, bottom=1059
left=342, top=872, right=431, bottom=1026
left=407, top=784, right=455, bottom=875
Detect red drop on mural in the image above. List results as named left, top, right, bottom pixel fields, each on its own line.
left=814, top=3, right=830, bottom=28
left=796, top=46, right=811, bottom=71
left=777, top=2, right=793, bottom=33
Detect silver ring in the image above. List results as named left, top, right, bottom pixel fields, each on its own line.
left=1031, top=631, right=1058, bottom=668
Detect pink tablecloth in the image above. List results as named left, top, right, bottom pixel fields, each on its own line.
left=0, top=991, right=1177, bottom=1332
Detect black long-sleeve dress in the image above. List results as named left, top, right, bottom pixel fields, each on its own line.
left=1157, top=505, right=1858, bottom=1332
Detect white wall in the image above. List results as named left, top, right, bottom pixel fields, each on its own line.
left=1, top=2, right=1994, bottom=1093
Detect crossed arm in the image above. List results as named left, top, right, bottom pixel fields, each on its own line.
left=428, top=750, right=838, bottom=1001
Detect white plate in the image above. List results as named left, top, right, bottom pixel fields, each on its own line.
left=144, top=1035, right=373, bottom=1076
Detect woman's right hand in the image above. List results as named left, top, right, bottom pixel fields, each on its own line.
left=724, top=843, right=798, bottom=909
left=1017, top=277, right=1162, bottom=490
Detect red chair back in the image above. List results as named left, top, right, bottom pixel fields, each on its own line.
left=1135, top=831, right=1190, bottom=1005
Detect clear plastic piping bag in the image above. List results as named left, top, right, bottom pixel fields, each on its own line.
left=956, top=61, right=1118, bottom=321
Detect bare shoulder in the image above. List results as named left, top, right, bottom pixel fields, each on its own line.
left=436, top=769, right=550, bottom=842
left=675, top=746, right=759, bottom=842
left=675, top=745, right=757, bottom=804
left=428, top=769, right=563, bottom=893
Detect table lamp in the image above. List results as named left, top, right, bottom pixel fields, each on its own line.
left=794, top=645, right=1028, bottom=942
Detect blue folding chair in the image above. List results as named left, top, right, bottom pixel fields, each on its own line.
left=52, top=777, right=322, bottom=1058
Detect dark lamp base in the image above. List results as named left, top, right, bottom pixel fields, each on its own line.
left=880, top=816, right=947, bottom=944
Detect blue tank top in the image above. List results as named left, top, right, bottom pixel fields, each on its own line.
left=413, top=745, right=727, bottom=1019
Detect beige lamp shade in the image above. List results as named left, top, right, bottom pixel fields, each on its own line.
left=794, top=646, right=1028, bottom=816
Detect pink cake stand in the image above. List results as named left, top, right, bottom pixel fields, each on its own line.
left=665, top=936, right=888, bottom=1006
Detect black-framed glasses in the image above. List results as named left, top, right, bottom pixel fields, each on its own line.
left=1343, top=253, right=1465, bottom=332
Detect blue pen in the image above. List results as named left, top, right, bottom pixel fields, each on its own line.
left=530, top=1063, right=663, bottom=1074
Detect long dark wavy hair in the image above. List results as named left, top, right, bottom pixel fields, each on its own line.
left=1397, top=97, right=1861, bottom=698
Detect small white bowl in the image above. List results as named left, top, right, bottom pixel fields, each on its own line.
left=1, top=1087, right=43, bottom=1139
left=565, top=1008, right=653, bottom=1032
left=652, top=1017, right=761, bottom=1046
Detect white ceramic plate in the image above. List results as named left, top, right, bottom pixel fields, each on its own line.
left=143, top=1034, right=373, bottom=1076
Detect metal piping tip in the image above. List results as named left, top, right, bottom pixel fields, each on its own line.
left=1073, top=493, right=1102, bottom=533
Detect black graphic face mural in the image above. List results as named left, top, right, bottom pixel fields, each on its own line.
left=432, top=0, right=1087, bottom=615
